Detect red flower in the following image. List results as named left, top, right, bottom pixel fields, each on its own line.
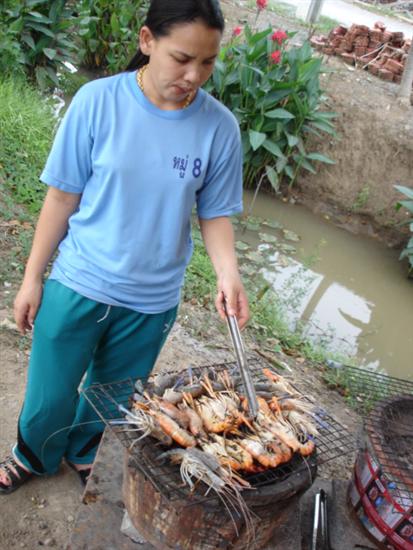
left=270, top=50, right=282, bottom=64
left=256, top=0, right=267, bottom=10
left=271, top=30, right=287, bottom=45
left=232, top=26, right=242, bottom=37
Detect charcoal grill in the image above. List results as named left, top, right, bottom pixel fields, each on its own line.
left=342, top=366, right=413, bottom=550
left=83, top=357, right=356, bottom=549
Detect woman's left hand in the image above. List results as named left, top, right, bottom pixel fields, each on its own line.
left=215, top=275, right=249, bottom=330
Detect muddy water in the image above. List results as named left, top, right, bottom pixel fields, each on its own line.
left=236, top=191, right=413, bottom=379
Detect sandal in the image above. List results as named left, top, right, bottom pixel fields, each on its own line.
left=0, top=456, right=33, bottom=495
left=67, top=462, right=92, bottom=487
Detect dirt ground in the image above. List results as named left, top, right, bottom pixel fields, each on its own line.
left=0, top=1, right=411, bottom=549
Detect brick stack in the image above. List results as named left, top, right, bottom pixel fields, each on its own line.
left=311, top=22, right=412, bottom=84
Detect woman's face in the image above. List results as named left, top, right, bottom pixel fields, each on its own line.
left=139, top=21, right=222, bottom=109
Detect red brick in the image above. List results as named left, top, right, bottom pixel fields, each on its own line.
left=370, top=31, right=383, bottom=42
left=382, top=31, right=392, bottom=42
left=354, top=36, right=369, bottom=47
left=341, top=52, right=355, bottom=65
left=368, top=63, right=380, bottom=75
left=323, top=47, right=334, bottom=55
left=374, top=21, right=386, bottom=31
left=355, top=47, right=367, bottom=57
left=383, top=58, right=404, bottom=75
left=378, top=68, right=394, bottom=81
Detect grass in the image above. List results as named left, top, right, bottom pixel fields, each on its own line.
left=0, top=77, right=54, bottom=214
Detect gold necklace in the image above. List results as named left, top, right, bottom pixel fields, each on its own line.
left=136, top=64, right=194, bottom=109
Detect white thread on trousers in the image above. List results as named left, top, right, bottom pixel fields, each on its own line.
left=97, top=305, right=111, bottom=323
left=163, top=321, right=172, bottom=333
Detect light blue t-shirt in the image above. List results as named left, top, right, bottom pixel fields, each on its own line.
left=41, top=71, right=243, bottom=313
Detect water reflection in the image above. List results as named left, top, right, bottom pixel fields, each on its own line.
left=235, top=191, right=413, bottom=378
left=260, top=252, right=375, bottom=361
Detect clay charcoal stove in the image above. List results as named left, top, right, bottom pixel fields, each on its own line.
left=84, top=358, right=355, bottom=549
left=349, top=395, right=413, bottom=549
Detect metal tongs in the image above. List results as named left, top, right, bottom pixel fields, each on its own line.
left=311, top=489, right=333, bottom=550
left=223, top=301, right=259, bottom=419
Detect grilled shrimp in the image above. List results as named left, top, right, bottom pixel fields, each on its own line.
left=262, top=368, right=300, bottom=397
left=195, top=396, right=239, bottom=433
left=121, top=406, right=173, bottom=446
left=283, top=410, right=319, bottom=439
left=149, top=410, right=196, bottom=447
left=237, top=435, right=284, bottom=469
left=155, top=398, right=190, bottom=430
left=179, top=400, right=207, bottom=439
left=278, top=398, right=316, bottom=415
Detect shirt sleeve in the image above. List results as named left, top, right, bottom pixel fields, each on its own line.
left=196, top=124, right=243, bottom=220
left=40, top=86, right=93, bottom=193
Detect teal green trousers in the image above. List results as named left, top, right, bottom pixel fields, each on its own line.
left=14, top=280, right=177, bottom=475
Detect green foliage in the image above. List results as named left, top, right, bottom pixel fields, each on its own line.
left=351, top=184, right=370, bottom=212
left=58, top=70, right=90, bottom=97
left=395, top=184, right=413, bottom=274
left=205, top=26, right=336, bottom=190
left=76, top=0, right=149, bottom=73
left=0, top=0, right=78, bottom=89
left=0, top=77, right=54, bottom=212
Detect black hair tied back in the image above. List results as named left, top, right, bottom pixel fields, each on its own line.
left=125, top=0, right=224, bottom=71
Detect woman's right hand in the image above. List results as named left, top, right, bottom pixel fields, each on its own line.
left=14, top=279, right=43, bottom=335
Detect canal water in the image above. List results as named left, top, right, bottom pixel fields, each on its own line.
left=235, top=191, right=413, bottom=379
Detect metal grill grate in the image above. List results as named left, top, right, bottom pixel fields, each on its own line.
left=365, top=395, right=413, bottom=509
left=325, top=364, right=413, bottom=415
left=326, top=365, right=413, bottom=508
left=83, top=358, right=356, bottom=502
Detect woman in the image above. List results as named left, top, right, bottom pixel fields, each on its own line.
left=0, top=0, right=249, bottom=494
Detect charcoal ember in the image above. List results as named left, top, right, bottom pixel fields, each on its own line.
left=393, top=74, right=402, bottom=85
left=378, top=68, right=394, bottom=81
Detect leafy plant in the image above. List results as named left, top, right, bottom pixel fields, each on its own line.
left=76, top=0, right=149, bottom=73
left=0, top=77, right=54, bottom=212
left=0, top=0, right=78, bottom=89
left=395, top=184, right=413, bottom=274
left=205, top=25, right=336, bottom=191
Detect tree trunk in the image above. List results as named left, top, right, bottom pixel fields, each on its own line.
left=398, top=37, right=413, bottom=106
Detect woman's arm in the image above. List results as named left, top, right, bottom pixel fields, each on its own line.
left=14, top=187, right=81, bottom=334
left=199, top=216, right=249, bottom=329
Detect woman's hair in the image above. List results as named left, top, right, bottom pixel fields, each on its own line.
left=125, top=0, right=225, bottom=71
